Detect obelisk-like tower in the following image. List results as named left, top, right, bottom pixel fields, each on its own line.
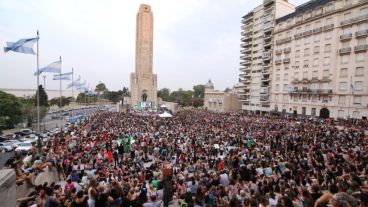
left=130, top=4, right=157, bottom=107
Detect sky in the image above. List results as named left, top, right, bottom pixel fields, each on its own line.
left=0, top=0, right=308, bottom=92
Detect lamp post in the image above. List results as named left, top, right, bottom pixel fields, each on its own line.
left=43, top=75, right=46, bottom=132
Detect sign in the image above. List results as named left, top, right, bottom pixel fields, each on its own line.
left=140, top=102, right=152, bottom=108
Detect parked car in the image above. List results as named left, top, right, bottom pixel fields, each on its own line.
left=0, top=142, right=14, bottom=152
left=15, top=142, right=33, bottom=152
left=21, top=129, right=33, bottom=135
left=5, top=140, right=22, bottom=148
left=14, top=131, right=27, bottom=137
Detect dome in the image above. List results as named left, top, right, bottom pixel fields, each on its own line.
left=205, top=79, right=214, bottom=89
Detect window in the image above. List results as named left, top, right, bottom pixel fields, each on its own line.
left=313, top=58, right=319, bottom=66
left=314, top=46, right=320, bottom=54
left=338, top=110, right=345, bottom=118
left=326, top=3, right=334, bottom=12
left=355, top=81, right=363, bottom=91
left=343, top=26, right=352, bottom=34
left=304, top=37, right=310, bottom=45
left=340, top=68, right=348, bottom=77
left=293, top=95, right=298, bottom=102
left=295, top=38, right=301, bottom=47
left=312, top=70, right=318, bottom=78
left=302, top=96, right=307, bottom=102
left=360, top=7, right=368, bottom=15
left=275, top=95, right=279, bottom=102
left=284, top=73, right=288, bottom=81
left=294, top=72, right=299, bottom=79
left=322, top=96, right=328, bottom=103
left=304, top=48, right=310, bottom=56
left=311, top=108, right=316, bottom=116
left=304, top=60, right=309, bottom=68
left=276, top=74, right=280, bottom=81
left=295, top=50, right=300, bottom=58
left=315, top=21, right=321, bottom=27
left=355, top=67, right=364, bottom=76
left=357, top=53, right=365, bottom=62
left=324, top=57, right=331, bottom=65
left=358, top=22, right=368, bottom=30
left=283, top=84, right=288, bottom=92
left=339, top=82, right=347, bottom=91
left=358, top=38, right=366, bottom=45
left=303, top=71, right=308, bottom=79
left=311, top=95, right=317, bottom=102
left=326, top=17, right=333, bottom=25
left=324, top=44, right=331, bottom=53
left=342, top=41, right=350, bottom=48
left=339, top=95, right=346, bottom=104
left=353, top=96, right=362, bottom=104
left=283, top=95, right=288, bottom=101
left=325, top=31, right=332, bottom=40
left=353, top=111, right=360, bottom=119
left=344, top=12, right=352, bottom=20
left=323, top=70, right=329, bottom=78
left=275, top=84, right=280, bottom=91
left=314, top=34, right=320, bottom=42
left=345, top=0, right=353, bottom=6
left=295, top=61, right=300, bottom=69
left=341, top=55, right=349, bottom=64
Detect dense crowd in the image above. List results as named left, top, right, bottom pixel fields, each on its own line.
left=5, top=110, right=368, bottom=207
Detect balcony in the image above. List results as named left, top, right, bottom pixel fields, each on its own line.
left=283, top=47, right=291, bottom=53
left=275, top=59, right=282, bottom=65
left=263, top=40, right=272, bottom=47
left=241, top=18, right=253, bottom=24
left=288, top=88, right=333, bottom=94
left=294, top=33, right=303, bottom=40
left=240, top=67, right=251, bottom=72
left=275, top=49, right=282, bottom=55
left=341, top=14, right=368, bottom=26
left=303, top=30, right=313, bottom=37
left=261, top=75, right=270, bottom=81
left=313, top=27, right=323, bottom=34
left=340, top=33, right=352, bottom=41
left=355, top=29, right=368, bottom=38
left=241, top=35, right=252, bottom=42
left=276, top=36, right=292, bottom=45
left=240, top=61, right=252, bottom=66
left=260, top=87, right=269, bottom=94
left=354, top=44, right=368, bottom=52
left=260, top=95, right=270, bottom=102
left=263, top=22, right=273, bottom=32
left=241, top=43, right=252, bottom=48
left=283, top=58, right=290, bottom=63
left=339, top=47, right=351, bottom=55
left=263, top=51, right=271, bottom=58
left=323, top=24, right=334, bottom=31
left=241, top=24, right=253, bottom=31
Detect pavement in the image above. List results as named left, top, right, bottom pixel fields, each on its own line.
left=0, top=151, right=14, bottom=168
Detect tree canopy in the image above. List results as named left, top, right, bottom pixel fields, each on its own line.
left=0, top=91, right=23, bottom=129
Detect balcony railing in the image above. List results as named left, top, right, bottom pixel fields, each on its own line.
left=341, top=14, right=368, bottom=26
left=355, top=29, right=368, bottom=38
left=262, top=51, right=271, bottom=59
left=283, top=47, right=291, bottom=53
left=260, top=87, right=269, bottom=94
left=313, top=27, right=323, bottom=34
left=283, top=58, right=290, bottom=63
left=275, top=59, right=282, bottom=65
left=323, top=24, right=334, bottom=31
left=288, top=89, right=333, bottom=94
left=303, top=30, right=313, bottom=37
left=294, top=33, right=303, bottom=39
left=340, top=33, right=352, bottom=41
left=276, top=36, right=292, bottom=45
left=354, top=44, right=368, bottom=52
left=275, top=49, right=282, bottom=54
left=339, top=47, right=351, bottom=55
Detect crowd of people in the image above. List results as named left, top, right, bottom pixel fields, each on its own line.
left=5, top=110, right=368, bottom=207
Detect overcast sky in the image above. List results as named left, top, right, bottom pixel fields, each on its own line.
left=0, top=0, right=308, bottom=92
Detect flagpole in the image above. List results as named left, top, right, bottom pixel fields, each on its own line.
left=72, top=68, right=74, bottom=117
left=59, top=56, right=62, bottom=132
left=348, top=76, right=352, bottom=119
left=36, top=30, right=41, bottom=153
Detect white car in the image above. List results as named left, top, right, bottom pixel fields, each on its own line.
left=15, top=142, right=33, bottom=152
left=5, top=140, right=22, bottom=148
left=0, top=142, right=14, bottom=152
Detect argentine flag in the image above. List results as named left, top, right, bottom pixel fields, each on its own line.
left=4, top=37, right=38, bottom=55
left=67, top=76, right=81, bottom=88
left=53, top=72, right=72, bottom=80
left=34, top=60, right=61, bottom=76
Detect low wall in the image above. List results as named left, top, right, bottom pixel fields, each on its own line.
left=0, top=169, right=17, bottom=207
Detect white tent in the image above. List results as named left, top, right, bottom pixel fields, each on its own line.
left=159, top=111, right=172, bottom=118
left=160, top=104, right=167, bottom=108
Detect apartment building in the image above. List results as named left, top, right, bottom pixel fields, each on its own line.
left=239, top=0, right=295, bottom=114
left=271, top=0, right=368, bottom=119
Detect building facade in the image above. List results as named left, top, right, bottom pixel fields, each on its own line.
left=239, top=0, right=295, bottom=114
left=204, top=80, right=241, bottom=112
left=271, top=0, right=368, bottom=119
left=130, top=4, right=158, bottom=108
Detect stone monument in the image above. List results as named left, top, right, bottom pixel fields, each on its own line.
left=130, top=4, right=157, bottom=108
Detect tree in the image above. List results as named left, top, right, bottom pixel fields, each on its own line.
left=193, top=85, right=205, bottom=98
left=224, top=87, right=231, bottom=93
left=192, top=97, right=204, bottom=107
left=157, top=88, right=170, bottom=101
left=106, top=90, right=124, bottom=103
left=76, top=92, right=86, bottom=103
left=20, top=97, right=47, bottom=127
left=49, top=97, right=71, bottom=107
left=35, top=85, right=48, bottom=107
left=95, top=82, right=108, bottom=98
left=169, top=89, right=193, bottom=106
left=122, top=87, right=130, bottom=97
left=0, top=91, right=23, bottom=129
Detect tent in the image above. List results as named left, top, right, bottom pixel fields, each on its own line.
left=160, top=104, right=167, bottom=108
left=159, top=111, right=172, bottom=118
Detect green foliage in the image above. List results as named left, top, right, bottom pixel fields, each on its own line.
left=76, top=93, right=97, bottom=104
left=95, top=82, right=108, bottom=96
left=35, top=85, right=48, bottom=106
left=106, top=90, right=124, bottom=103
left=193, top=85, right=205, bottom=98
left=0, top=91, right=23, bottom=129
left=157, top=88, right=170, bottom=101
left=49, top=96, right=72, bottom=107
left=224, top=87, right=231, bottom=93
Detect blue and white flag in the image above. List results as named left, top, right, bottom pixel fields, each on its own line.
left=67, top=75, right=81, bottom=88
left=4, top=37, right=38, bottom=55
left=75, top=81, right=86, bottom=90
left=34, top=60, right=61, bottom=76
left=53, top=73, right=72, bottom=80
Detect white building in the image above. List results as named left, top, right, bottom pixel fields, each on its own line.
left=271, top=0, right=368, bottom=119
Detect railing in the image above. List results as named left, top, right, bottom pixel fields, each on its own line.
left=354, top=44, right=368, bottom=52
left=323, top=24, right=334, bottom=31
left=355, top=29, right=368, bottom=38
left=276, top=36, right=292, bottom=45
left=262, top=51, right=271, bottom=59
left=275, top=59, right=282, bottom=64
left=313, top=27, right=323, bottom=34
left=341, top=14, right=368, bottom=26
left=284, top=47, right=291, bottom=53
left=275, top=49, right=282, bottom=54
left=283, top=58, right=290, bottom=63
left=288, top=89, right=333, bottom=94
left=294, top=33, right=303, bottom=39
left=260, top=87, right=269, bottom=94
left=339, top=47, right=352, bottom=54
left=303, top=30, right=313, bottom=37
left=340, top=33, right=352, bottom=41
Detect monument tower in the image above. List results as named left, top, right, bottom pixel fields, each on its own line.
left=130, top=4, right=157, bottom=107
